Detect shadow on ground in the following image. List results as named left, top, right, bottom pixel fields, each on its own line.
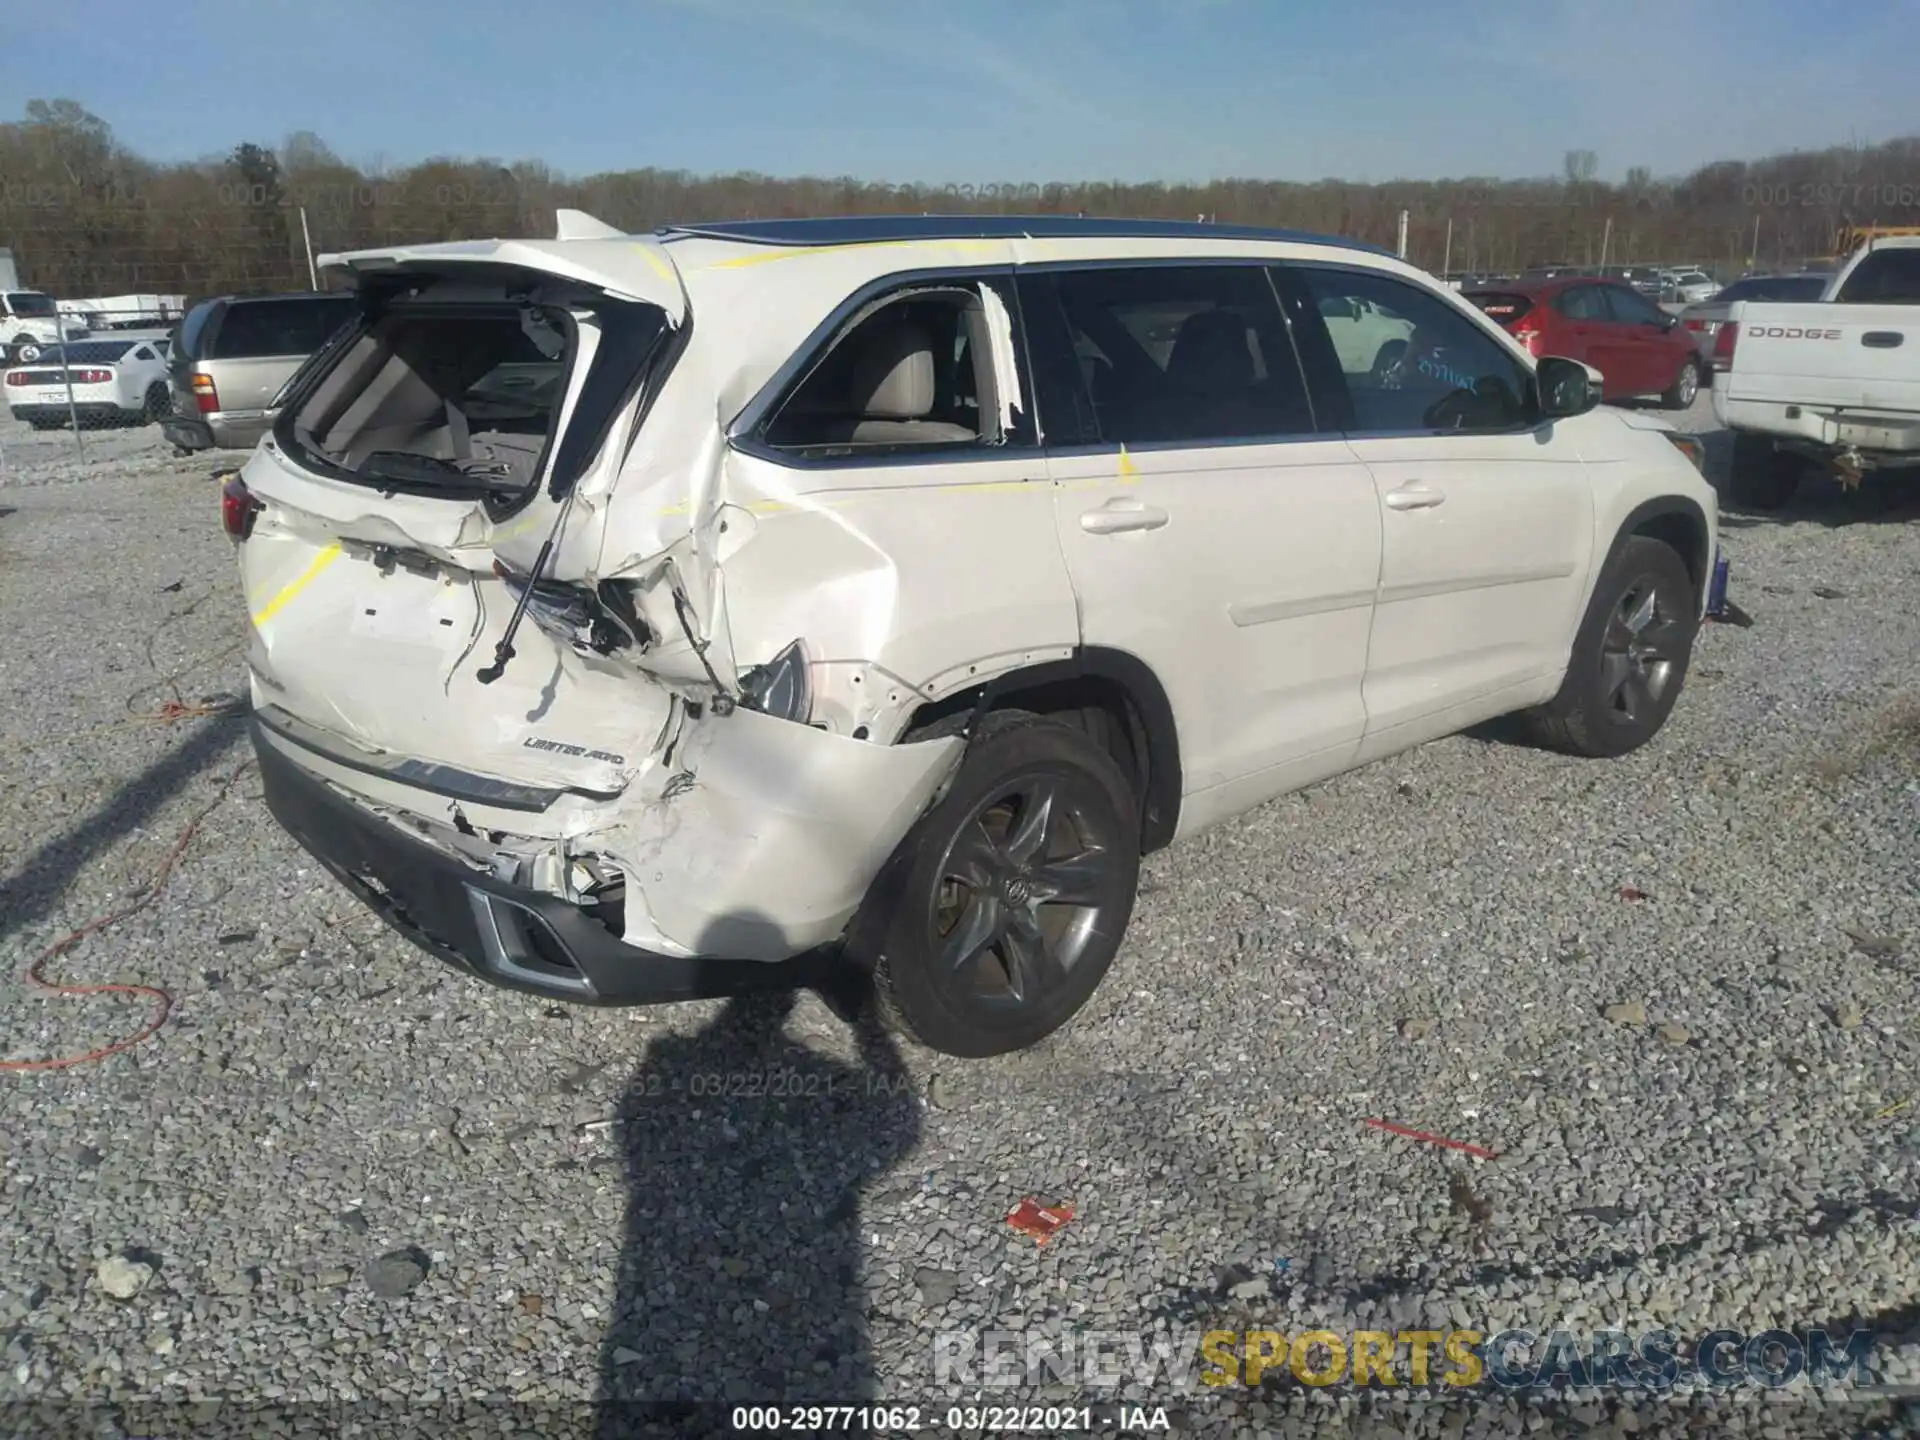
left=0, top=716, right=246, bottom=950
left=595, top=985, right=923, bottom=1438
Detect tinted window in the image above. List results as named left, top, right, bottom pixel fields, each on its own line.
left=1836, top=248, right=1920, bottom=304
left=1290, top=267, right=1531, bottom=433
left=33, top=341, right=135, bottom=364
left=210, top=297, right=355, bottom=359
left=1556, top=286, right=1609, bottom=321
left=1603, top=286, right=1663, bottom=325
left=1031, top=265, right=1310, bottom=445
left=1466, top=292, right=1535, bottom=324
left=761, top=280, right=1023, bottom=458
left=1709, top=276, right=1826, bottom=304
left=6, top=292, right=55, bottom=318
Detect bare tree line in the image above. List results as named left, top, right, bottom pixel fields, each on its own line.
left=4, top=99, right=1920, bottom=300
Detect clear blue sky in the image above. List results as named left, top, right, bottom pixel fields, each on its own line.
left=10, top=0, right=1919, bottom=184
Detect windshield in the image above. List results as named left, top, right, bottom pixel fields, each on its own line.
left=6, top=292, right=56, bottom=318
left=22, top=340, right=134, bottom=365
left=1709, top=276, right=1827, bottom=304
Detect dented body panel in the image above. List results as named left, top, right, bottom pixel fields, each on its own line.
left=242, top=215, right=1716, bottom=1012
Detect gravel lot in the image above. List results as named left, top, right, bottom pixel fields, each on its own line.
left=1, top=398, right=1917, bottom=1439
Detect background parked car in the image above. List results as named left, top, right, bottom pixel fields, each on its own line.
left=4, top=334, right=174, bottom=429
left=1, top=290, right=88, bottom=361
left=1679, top=272, right=1828, bottom=367
left=1315, top=290, right=1416, bottom=378
left=1464, top=277, right=1701, bottom=407
left=1664, top=269, right=1719, bottom=304
left=163, top=290, right=356, bottom=453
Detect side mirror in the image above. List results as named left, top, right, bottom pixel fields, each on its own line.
left=1537, top=356, right=1602, bottom=418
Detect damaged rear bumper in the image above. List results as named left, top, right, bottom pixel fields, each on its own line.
left=255, top=718, right=801, bottom=1005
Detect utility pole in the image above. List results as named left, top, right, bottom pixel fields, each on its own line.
left=300, top=207, right=318, bottom=290
left=1599, top=216, right=1613, bottom=269
left=1396, top=210, right=1409, bottom=260
left=1442, top=217, right=1453, bottom=277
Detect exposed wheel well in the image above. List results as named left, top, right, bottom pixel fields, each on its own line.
left=901, top=648, right=1182, bottom=853
left=1627, top=504, right=1708, bottom=607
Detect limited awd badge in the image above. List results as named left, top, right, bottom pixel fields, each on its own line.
left=523, top=736, right=626, bottom=765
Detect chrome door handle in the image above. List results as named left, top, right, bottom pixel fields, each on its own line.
left=1080, top=498, right=1170, bottom=534
left=1384, top=483, right=1446, bottom=511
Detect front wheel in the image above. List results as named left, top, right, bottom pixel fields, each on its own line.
left=851, top=712, right=1141, bottom=1058
left=1526, top=535, right=1698, bottom=759
left=1661, top=358, right=1700, bottom=410
left=7, top=335, right=40, bottom=363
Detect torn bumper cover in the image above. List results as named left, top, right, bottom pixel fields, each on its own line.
left=252, top=710, right=964, bottom=1005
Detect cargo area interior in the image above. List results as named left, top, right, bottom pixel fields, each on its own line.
left=287, top=300, right=569, bottom=491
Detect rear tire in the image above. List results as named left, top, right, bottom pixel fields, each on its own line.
left=1660, top=358, right=1700, bottom=410
left=850, top=711, right=1141, bottom=1058
left=1526, top=535, right=1698, bottom=759
left=1727, top=432, right=1803, bottom=511
left=142, top=382, right=172, bottom=423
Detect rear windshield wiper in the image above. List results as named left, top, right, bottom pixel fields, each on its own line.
left=357, top=451, right=525, bottom=496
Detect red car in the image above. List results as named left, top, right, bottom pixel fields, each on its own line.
left=1464, top=278, right=1702, bottom=409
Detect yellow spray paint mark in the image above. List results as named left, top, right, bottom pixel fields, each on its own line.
left=1117, top=446, right=1140, bottom=482
left=1876, top=1099, right=1912, bottom=1119
left=250, top=544, right=342, bottom=627
left=638, top=247, right=678, bottom=284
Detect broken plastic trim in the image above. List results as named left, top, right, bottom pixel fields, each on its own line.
left=736, top=640, right=812, bottom=725
left=492, top=559, right=647, bottom=657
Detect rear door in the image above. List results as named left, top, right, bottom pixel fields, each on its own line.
left=1019, top=261, right=1383, bottom=831
left=1600, top=282, right=1681, bottom=394
left=1279, top=263, right=1595, bottom=758
left=1550, top=284, right=1617, bottom=387
left=205, top=296, right=356, bottom=415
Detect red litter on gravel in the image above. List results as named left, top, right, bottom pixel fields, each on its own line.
left=1362, top=1118, right=1499, bottom=1161
left=1006, top=1199, right=1075, bottom=1244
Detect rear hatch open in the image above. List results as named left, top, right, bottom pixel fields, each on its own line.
left=236, top=234, right=694, bottom=802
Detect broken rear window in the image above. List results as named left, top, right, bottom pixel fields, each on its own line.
left=277, top=288, right=668, bottom=507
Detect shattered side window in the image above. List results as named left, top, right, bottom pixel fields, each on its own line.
left=762, top=281, right=1031, bottom=460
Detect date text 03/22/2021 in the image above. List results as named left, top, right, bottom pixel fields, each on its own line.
left=726, top=1403, right=1176, bottom=1434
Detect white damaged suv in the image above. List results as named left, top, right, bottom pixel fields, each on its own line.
left=233, top=212, right=1719, bottom=1057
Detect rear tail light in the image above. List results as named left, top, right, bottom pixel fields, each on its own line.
left=221, top=473, right=263, bottom=541
left=1711, top=321, right=1739, bottom=373
left=75, top=368, right=112, bottom=384
left=192, top=371, right=220, bottom=413
left=1683, top=318, right=1705, bottom=331
left=3, top=372, right=25, bottom=387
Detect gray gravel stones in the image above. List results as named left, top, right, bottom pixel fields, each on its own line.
left=2, top=401, right=1918, bottom=1426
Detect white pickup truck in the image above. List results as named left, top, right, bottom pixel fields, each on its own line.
left=1712, top=236, right=1920, bottom=508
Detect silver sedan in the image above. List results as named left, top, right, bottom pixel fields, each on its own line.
left=1680, top=272, right=1829, bottom=366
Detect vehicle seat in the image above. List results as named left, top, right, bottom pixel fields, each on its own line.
left=1165, top=307, right=1257, bottom=390
left=840, top=318, right=977, bottom=445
